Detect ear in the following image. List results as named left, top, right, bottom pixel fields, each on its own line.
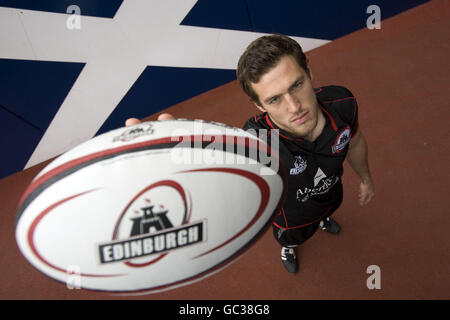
left=308, top=68, right=314, bottom=81
left=253, top=101, right=266, bottom=113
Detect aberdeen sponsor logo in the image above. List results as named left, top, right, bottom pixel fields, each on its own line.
left=98, top=180, right=204, bottom=265
left=112, top=123, right=154, bottom=142
left=332, top=127, right=351, bottom=154
left=296, top=168, right=340, bottom=202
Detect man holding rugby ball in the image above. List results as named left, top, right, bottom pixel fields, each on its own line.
left=127, top=34, right=374, bottom=273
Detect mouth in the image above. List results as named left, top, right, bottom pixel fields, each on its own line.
left=291, top=112, right=309, bottom=125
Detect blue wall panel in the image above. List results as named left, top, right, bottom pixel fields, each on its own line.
left=0, top=59, right=85, bottom=179
left=0, top=105, right=42, bottom=178
left=181, top=0, right=253, bottom=32
left=182, top=0, right=430, bottom=40
left=96, top=67, right=237, bottom=134
left=0, top=59, right=85, bottom=131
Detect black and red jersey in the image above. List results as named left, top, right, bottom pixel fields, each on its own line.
left=242, top=85, right=359, bottom=229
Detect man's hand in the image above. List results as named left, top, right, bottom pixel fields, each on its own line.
left=347, top=129, right=375, bottom=206
left=358, top=178, right=374, bottom=206
left=125, top=113, right=175, bottom=126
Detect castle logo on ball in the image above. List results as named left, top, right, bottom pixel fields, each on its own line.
left=98, top=180, right=205, bottom=265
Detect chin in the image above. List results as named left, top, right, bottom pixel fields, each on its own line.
left=288, top=127, right=308, bottom=138
left=292, top=122, right=314, bottom=137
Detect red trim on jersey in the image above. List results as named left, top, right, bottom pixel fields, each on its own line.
left=319, top=106, right=338, bottom=131
left=282, top=208, right=288, bottom=228
left=351, top=99, right=358, bottom=134
left=273, top=206, right=332, bottom=230
left=265, top=114, right=303, bottom=142
left=321, top=96, right=358, bottom=135
left=323, top=97, right=355, bottom=104
left=351, top=99, right=357, bottom=123
left=254, top=115, right=265, bottom=123
left=265, top=114, right=273, bottom=128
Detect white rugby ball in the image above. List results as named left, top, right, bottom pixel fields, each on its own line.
left=15, top=119, right=286, bottom=294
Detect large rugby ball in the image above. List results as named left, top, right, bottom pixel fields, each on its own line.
left=15, top=119, right=287, bottom=294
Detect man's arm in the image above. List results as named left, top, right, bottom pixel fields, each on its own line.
left=346, top=129, right=375, bottom=206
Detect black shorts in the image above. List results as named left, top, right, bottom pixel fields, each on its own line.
left=272, top=190, right=343, bottom=247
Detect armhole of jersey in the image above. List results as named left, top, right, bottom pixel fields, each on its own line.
left=321, top=88, right=359, bottom=136
left=351, top=121, right=359, bottom=137
left=350, top=97, right=358, bottom=136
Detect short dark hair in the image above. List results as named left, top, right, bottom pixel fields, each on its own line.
left=236, top=34, right=310, bottom=105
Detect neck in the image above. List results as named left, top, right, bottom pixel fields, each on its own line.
left=304, top=108, right=325, bottom=142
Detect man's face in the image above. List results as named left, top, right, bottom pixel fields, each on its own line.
left=251, top=55, right=321, bottom=139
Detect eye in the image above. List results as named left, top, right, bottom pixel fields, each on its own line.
left=269, top=96, right=280, bottom=105
left=292, top=81, right=303, bottom=89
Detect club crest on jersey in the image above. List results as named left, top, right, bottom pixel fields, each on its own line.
left=290, top=155, right=307, bottom=175
left=98, top=181, right=205, bottom=265
left=332, top=127, right=351, bottom=154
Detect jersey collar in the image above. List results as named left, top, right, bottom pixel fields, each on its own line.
left=264, top=113, right=304, bottom=142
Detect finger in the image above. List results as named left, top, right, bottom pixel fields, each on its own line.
left=125, top=118, right=141, bottom=127
left=158, top=113, right=175, bottom=121
left=360, top=193, right=373, bottom=206
left=359, top=190, right=367, bottom=205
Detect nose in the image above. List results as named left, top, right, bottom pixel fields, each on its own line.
left=285, top=93, right=301, bottom=113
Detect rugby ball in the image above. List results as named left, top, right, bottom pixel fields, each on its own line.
left=15, top=119, right=287, bottom=294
